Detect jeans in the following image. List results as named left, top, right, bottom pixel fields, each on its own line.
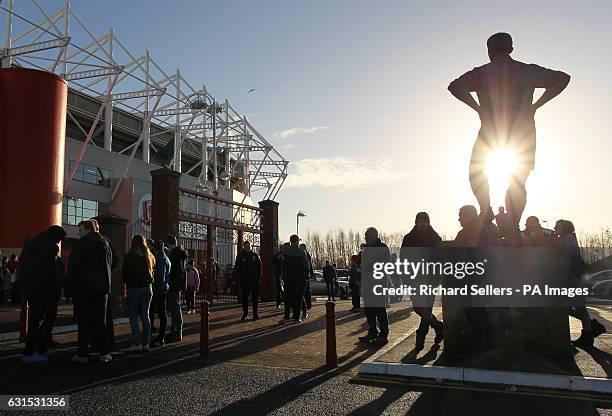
left=91, top=297, right=115, bottom=352
left=127, top=287, right=153, bottom=346
left=569, top=306, right=592, bottom=331
left=275, top=277, right=284, bottom=308
left=186, top=287, right=196, bottom=311
left=240, top=279, right=260, bottom=317
left=285, top=279, right=305, bottom=320
left=351, top=285, right=361, bottom=309
left=23, top=296, right=58, bottom=356
left=303, top=281, right=311, bottom=310
left=326, top=281, right=335, bottom=301
left=150, top=294, right=167, bottom=342
left=75, top=293, right=108, bottom=357
left=167, top=289, right=183, bottom=336
left=365, top=307, right=389, bottom=339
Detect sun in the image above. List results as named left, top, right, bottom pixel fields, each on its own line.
left=484, top=149, right=519, bottom=208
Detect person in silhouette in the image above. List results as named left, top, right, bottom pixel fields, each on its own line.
left=448, top=33, right=570, bottom=234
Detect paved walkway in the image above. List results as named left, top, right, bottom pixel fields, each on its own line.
left=0, top=299, right=419, bottom=394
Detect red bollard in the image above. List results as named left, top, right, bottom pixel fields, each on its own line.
left=325, top=301, right=337, bottom=369
left=200, top=300, right=210, bottom=359
left=19, top=297, right=28, bottom=342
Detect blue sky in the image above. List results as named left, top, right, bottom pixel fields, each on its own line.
left=9, top=0, right=612, bottom=240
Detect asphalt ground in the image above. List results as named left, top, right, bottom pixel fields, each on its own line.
left=0, top=300, right=611, bottom=415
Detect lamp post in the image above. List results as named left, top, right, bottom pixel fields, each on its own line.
left=188, top=92, right=224, bottom=193
left=297, top=211, right=306, bottom=236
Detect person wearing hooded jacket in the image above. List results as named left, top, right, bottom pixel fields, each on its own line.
left=67, top=220, right=114, bottom=363
left=19, top=226, right=66, bottom=363
left=401, top=212, right=444, bottom=351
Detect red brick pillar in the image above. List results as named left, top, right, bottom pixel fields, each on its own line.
left=151, top=168, right=181, bottom=241
left=95, top=213, right=129, bottom=317
left=258, top=200, right=279, bottom=302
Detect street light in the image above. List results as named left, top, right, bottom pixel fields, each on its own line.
left=297, top=211, right=306, bottom=236
left=187, top=91, right=225, bottom=192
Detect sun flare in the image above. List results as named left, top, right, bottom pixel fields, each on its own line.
left=484, top=149, right=519, bottom=208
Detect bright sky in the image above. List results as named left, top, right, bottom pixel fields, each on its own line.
left=12, top=0, right=612, bottom=239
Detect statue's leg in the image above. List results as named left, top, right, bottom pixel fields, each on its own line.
left=505, top=130, right=535, bottom=230
left=505, top=166, right=530, bottom=229
left=469, top=138, right=491, bottom=216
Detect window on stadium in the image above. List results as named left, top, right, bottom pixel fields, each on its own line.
left=63, top=197, right=99, bottom=226
left=68, top=160, right=111, bottom=188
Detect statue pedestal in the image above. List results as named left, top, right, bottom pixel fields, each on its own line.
left=442, top=244, right=574, bottom=359
left=442, top=303, right=572, bottom=357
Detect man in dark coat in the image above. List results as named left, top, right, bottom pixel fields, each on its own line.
left=234, top=241, right=262, bottom=321
left=273, top=244, right=287, bottom=309
left=165, top=235, right=187, bottom=343
left=358, top=227, right=391, bottom=347
left=299, top=243, right=313, bottom=318
left=67, top=220, right=114, bottom=363
left=322, top=261, right=337, bottom=301
left=401, top=212, right=444, bottom=351
left=280, top=235, right=309, bottom=324
left=20, top=226, right=66, bottom=363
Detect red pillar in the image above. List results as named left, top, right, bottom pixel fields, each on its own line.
left=150, top=168, right=181, bottom=241
left=258, top=200, right=279, bottom=302
left=326, top=301, right=338, bottom=369
left=0, top=68, right=67, bottom=249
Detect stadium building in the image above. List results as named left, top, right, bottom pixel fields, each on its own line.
left=0, top=1, right=288, bottom=269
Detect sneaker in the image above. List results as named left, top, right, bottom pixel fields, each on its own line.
left=293, top=318, right=302, bottom=324
left=71, top=354, right=88, bottom=364
left=141, top=345, right=151, bottom=352
left=99, top=354, right=113, bottom=363
left=252, top=315, right=261, bottom=321
left=241, top=315, right=250, bottom=321
left=22, top=354, right=49, bottom=364
left=592, top=319, right=606, bottom=338
left=149, top=338, right=165, bottom=348
left=358, top=333, right=378, bottom=343
left=372, top=337, right=389, bottom=347
left=302, top=313, right=309, bottom=320
left=125, top=344, right=142, bottom=352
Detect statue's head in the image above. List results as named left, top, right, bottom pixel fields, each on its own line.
left=487, top=32, right=513, bottom=60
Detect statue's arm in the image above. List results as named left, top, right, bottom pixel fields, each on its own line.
left=532, top=70, right=571, bottom=110
left=448, top=76, right=480, bottom=113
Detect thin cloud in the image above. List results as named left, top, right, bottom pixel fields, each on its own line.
left=272, top=126, right=330, bottom=140
left=285, top=157, right=408, bottom=190
left=283, top=143, right=297, bottom=150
